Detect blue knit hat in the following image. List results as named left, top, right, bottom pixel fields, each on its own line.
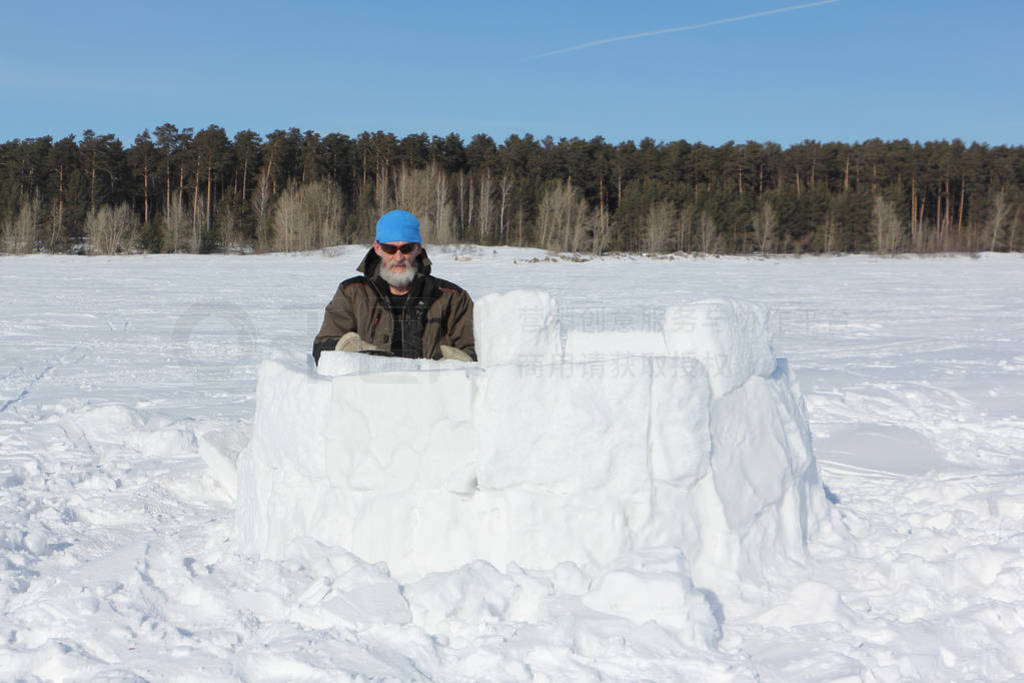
left=375, top=210, right=421, bottom=244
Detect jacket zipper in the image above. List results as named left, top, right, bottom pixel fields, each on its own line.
left=369, top=309, right=381, bottom=341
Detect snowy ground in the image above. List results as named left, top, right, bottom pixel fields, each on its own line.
left=1, top=248, right=1023, bottom=680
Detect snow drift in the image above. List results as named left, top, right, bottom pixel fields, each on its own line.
left=7, top=252, right=1023, bottom=679
left=236, top=291, right=836, bottom=639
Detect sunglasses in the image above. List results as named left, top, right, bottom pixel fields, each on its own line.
left=377, top=242, right=419, bottom=255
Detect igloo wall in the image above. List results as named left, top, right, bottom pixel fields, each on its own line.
left=236, top=292, right=835, bottom=596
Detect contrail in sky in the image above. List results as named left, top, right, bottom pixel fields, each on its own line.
left=528, top=0, right=840, bottom=59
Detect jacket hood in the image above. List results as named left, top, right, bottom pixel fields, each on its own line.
left=356, top=246, right=433, bottom=278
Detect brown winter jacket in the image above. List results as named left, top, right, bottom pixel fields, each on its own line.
left=312, top=248, right=476, bottom=363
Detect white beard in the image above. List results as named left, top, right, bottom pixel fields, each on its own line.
left=378, top=260, right=418, bottom=289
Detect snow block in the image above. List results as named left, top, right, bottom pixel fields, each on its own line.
left=473, top=289, right=562, bottom=365
left=323, top=368, right=478, bottom=494
left=236, top=290, right=835, bottom=626
left=663, top=298, right=777, bottom=397
left=562, top=329, right=667, bottom=359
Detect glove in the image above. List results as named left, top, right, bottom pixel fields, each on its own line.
left=439, top=344, right=473, bottom=362
left=335, top=331, right=379, bottom=353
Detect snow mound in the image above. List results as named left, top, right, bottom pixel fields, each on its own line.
left=236, top=291, right=835, bottom=637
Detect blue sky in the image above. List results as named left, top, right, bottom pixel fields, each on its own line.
left=2, top=0, right=1021, bottom=148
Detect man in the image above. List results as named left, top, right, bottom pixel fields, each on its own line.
left=313, top=209, right=476, bottom=364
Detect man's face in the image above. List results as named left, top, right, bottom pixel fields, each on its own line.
left=375, top=240, right=421, bottom=287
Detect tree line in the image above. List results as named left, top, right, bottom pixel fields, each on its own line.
left=1, top=124, right=1021, bottom=255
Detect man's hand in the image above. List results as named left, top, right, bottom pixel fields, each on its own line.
left=439, top=344, right=473, bottom=362
left=335, top=332, right=379, bottom=353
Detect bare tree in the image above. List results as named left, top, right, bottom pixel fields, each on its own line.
left=677, top=203, right=695, bottom=252
left=476, top=170, right=495, bottom=243
left=698, top=210, right=719, bottom=254
left=1, top=192, right=41, bottom=254
left=570, top=204, right=591, bottom=254
left=1009, top=205, right=1022, bottom=252
left=394, top=164, right=428, bottom=216
left=306, top=180, right=346, bottom=248
left=514, top=206, right=525, bottom=246
left=161, top=194, right=190, bottom=252
left=430, top=163, right=454, bottom=244
left=46, top=194, right=63, bottom=252
left=498, top=173, right=513, bottom=243
left=191, top=155, right=200, bottom=250
left=217, top=205, right=243, bottom=252
left=644, top=201, right=674, bottom=253
left=253, top=170, right=274, bottom=251
left=189, top=195, right=206, bottom=252
left=536, top=179, right=589, bottom=253
left=455, top=171, right=469, bottom=240
left=86, top=203, right=137, bottom=254
left=873, top=195, right=904, bottom=254
left=986, top=189, right=1010, bottom=252
left=271, top=183, right=305, bottom=252
left=535, top=183, right=559, bottom=249
left=393, top=164, right=454, bottom=244
left=270, top=180, right=346, bottom=252
left=374, top=158, right=392, bottom=214
left=752, top=199, right=778, bottom=254
left=592, top=200, right=611, bottom=255
left=822, top=210, right=839, bottom=254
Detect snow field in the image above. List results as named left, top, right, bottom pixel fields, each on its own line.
left=2, top=249, right=1023, bottom=679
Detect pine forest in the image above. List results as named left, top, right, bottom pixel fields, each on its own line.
left=1, top=125, right=1021, bottom=255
